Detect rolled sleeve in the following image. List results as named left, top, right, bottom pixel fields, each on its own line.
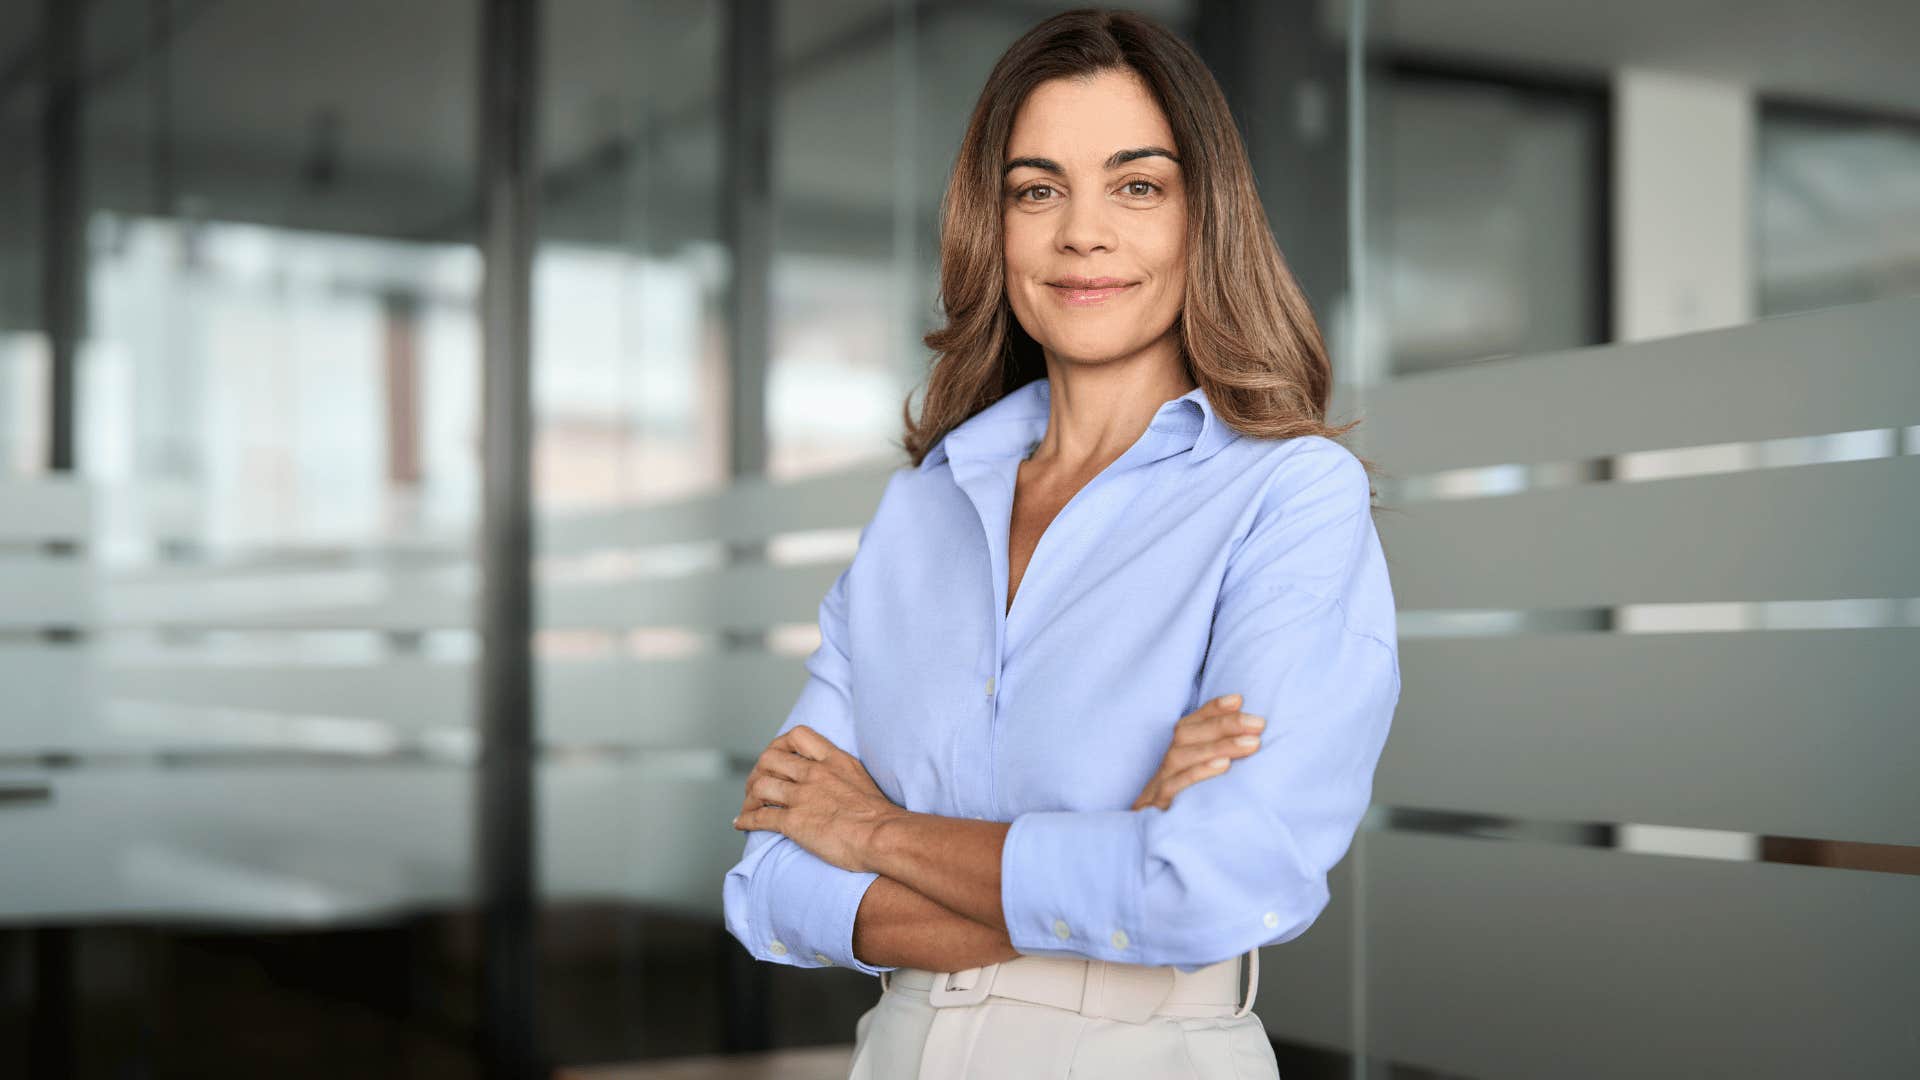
left=723, top=822, right=886, bottom=973
left=999, top=438, right=1401, bottom=971
left=720, top=559, right=898, bottom=976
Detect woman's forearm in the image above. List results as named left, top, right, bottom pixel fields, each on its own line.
left=852, top=874, right=1020, bottom=971
left=862, top=811, right=1012, bottom=932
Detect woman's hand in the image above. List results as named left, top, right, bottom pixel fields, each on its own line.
left=1131, top=693, right=1265, bottom=811
left=731, top=724, right=905, bottom=874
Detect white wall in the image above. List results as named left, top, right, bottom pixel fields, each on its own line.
left=1613, top=69, right=1756, bottom=341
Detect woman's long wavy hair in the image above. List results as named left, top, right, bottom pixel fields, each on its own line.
left=899, top=7, right=1377, bottom=491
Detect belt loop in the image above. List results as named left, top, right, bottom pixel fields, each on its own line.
left=879, top=968, right=892, bottom=993
left=928, top=963, right=997, bottom=1007
left=1080, top=959, right=1176, bottom=1024
left=1076, top=959, right=1107, bottom=1019
left=1231, top=948, right=1259, bottom=1018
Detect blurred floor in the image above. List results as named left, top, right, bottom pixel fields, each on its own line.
left=1, top=907, right=1374, bottom=1078
left=0, top=904, right=882, bottom=1079
left=557, top=1045, right=852, bottom=1079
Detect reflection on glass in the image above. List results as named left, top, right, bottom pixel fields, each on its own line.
left=1759, top=106, right=1920, bottom=316
left=535, top=0, right=728, bottom=508
left=85, top=215, right=479, bottom=555
left=6, top=1, right=489, bottom=1073
left=1365, top=68, right=1604, bottom=375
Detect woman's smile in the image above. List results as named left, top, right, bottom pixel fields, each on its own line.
left=1048, top=279, right=1139, bottom=306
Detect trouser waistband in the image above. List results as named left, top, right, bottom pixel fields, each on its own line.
left=879, top=949, right=1258, bottom=1023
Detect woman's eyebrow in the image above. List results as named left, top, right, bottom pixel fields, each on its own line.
left=1002, top=146, right=1181, bottom=176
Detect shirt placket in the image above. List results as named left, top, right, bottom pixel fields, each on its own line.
left=982, top=434, right=1170, bottom=818
left=947, top=412, right=1192, bottom=820
left=946, top=448, right=1021, bottom=820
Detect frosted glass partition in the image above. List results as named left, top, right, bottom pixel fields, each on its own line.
left=1270, top=296, right=1920, bottom=1076
left=0, top=461, right=900, bottom=924
left=1362, top=831, right=1917, bottom=1077
left=87, top=460, right=898, bottom=753
left=0, top=478, right=101, bottom=754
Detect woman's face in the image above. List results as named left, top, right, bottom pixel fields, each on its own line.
left=1002, top=68, right=1187, bottom=368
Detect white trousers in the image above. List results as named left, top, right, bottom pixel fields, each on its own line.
left=847, top=951, right=1281, bottom=1079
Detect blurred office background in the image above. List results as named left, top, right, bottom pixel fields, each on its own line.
left=0, top=0, right=1915, bottom=1077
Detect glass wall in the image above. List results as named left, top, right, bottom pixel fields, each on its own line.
left=535, top=0, right=728, bottom=510
left=1361, top=63, right=1606, bottom=375
left=5, top=1, right=1915, bottom=1077
left=1344, top=1, right=1920, bottom=1076
left=81, top=0, right=483, bottom=555
left=526, top=0, right=737, bottom=1065
left=1758, top=103, right=1920, bottom=317
left=3, top=0, right=486, bottom=1075
left=768, top=0, right=922, bottom=478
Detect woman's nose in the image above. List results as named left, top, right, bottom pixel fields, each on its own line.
left=1057, top=195, right=1117, bottom=255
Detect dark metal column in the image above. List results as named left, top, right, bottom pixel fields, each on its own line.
left=26, top=929, right=73, bottom=1080
left=31, top=2, right=83, bottom=1076
left=42, top=0, right=80, bottom=472
left=718, top=0, right=775, bottom=1053
left=1195, top=0, right=1349, bottom=312
left=722, top=0, right=773, bottom=480
left=474, top=0, right=541, bottom=1077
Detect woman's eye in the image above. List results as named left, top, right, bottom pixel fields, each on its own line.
left=1016, top=180, right=1159, bottom=202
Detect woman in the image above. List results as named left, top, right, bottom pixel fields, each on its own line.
left=722, top=8, right=1400, bottom=1078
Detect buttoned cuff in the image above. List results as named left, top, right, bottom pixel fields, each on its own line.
left=1000, top=808, right=1145, bottom=962
left=755, top=846, right=894, bottom=975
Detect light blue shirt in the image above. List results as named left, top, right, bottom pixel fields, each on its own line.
left=722, top=376, right=1401, bottom=975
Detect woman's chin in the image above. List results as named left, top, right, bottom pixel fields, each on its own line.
left=1037, top=334, right=1159, bottom=365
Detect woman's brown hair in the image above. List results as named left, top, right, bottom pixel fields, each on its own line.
left=898, top=7, right=1377, bottom=489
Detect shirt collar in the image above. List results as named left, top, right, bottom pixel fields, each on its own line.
left=918, top=377, right=1234, bottom=473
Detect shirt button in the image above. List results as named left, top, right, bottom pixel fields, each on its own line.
left=769, top=938, right=788, bottom=956
left=1110, top=929, right=1130, bottom=949
left=1052, top=918, right=1071, bottom=940
left=814, top=952, right=832, bottom=965
left=1262, top=911, right=1280, bottom=929
left=985, top=676, right=996, bottom=697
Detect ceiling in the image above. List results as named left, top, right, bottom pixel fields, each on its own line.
left=0, top=0, right=1913, bottom=250
left=1327, top=0, right=1920, bottom=115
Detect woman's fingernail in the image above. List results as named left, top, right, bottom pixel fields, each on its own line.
left=731, top=816, right=740, bottom=828
left=1243, top=715, right=1265, bottom=731
left=1234, top=734, right=1260, bottom=747
left=1220, top=694, right=1241, bottom=709
left=1209, top=756, right=1229, bottom=769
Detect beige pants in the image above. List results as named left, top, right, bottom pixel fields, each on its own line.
left=847, top=952, right=1281, bottom=1079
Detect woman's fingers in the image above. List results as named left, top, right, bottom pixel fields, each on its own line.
left=755, top=746, right=810, bottom=782
left=1177, top=753, right=1232, bottom=787
left=1173, top=705, right=1263, bottom=747
left=1161, top=727, right=1261, bottom=778
left=1209, top=709, right=1263, bottom=741
left=1133, top=695, right=1260, bottom=812
left=738, top=731, right=846, bottom=816
left=1147, top=728, right=1263, bottom=810
left=744, top=772, right=794, bottom=808
left=779, top=723, right=838, bottom=762
left=1168, top=697, right=1231, bottom=743
left=1155, top=755, right=1232, bottom=808
left=1172, top=695, right=1243, bottom=743
left=1139, top=753, right=1232, bottom=812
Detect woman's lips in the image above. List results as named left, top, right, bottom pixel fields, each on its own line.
left=1048, top=282, right=1138, bottom=306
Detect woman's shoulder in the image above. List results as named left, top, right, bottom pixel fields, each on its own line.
left=1230, top=430, right=1357, bottom=466
left=1216, top=434, right=1370, bottom=514
left=850, top=461, right=949, bottom=547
